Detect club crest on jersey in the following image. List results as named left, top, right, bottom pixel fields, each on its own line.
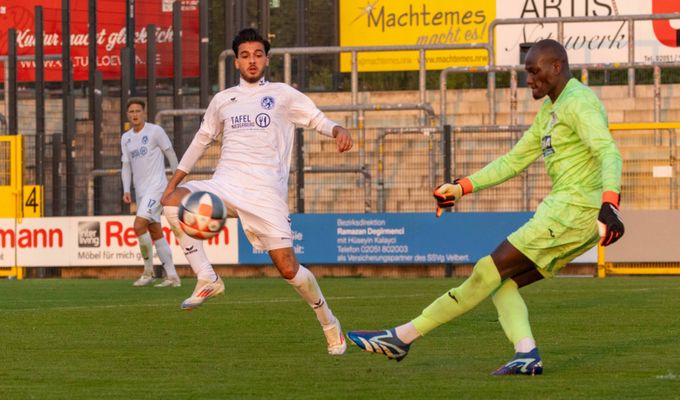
left=541, top=135, right=555, bottom=157
left=541, top=111, right=557, bottom=157
left=256, top=113, right=271, bottom=128
left=142, top=135, right=149, bottom=144
left=261, top=96, right=275, bottom=110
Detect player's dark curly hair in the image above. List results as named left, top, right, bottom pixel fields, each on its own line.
left=232, top=28, right=271, bottom=56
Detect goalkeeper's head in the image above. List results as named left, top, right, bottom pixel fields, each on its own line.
left=524, top=39, right=571, bottom=102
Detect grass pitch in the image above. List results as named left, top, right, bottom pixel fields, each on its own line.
left=1, top=276, right=679, bottom=399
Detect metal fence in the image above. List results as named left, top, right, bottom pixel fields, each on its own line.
left=24, top=121, right=679, bottom=217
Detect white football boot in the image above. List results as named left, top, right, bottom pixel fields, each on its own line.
left=132, top=275, right=154, bottom=287
left=154, top=276, right=182, bottom=288
left=180, top=276, right=225, bottom=310
left=323, top=317, right=347, bottom=355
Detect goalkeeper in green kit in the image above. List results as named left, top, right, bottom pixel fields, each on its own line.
left=347, top=39, right=625, bottom=375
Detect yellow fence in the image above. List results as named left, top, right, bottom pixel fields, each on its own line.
left=597, top=122, right=680, bottom=277
left=0, top=135, right=25, bottom=279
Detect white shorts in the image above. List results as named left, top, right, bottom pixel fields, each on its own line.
left=180, top=179, right=293, bottom=251
left=136, top=192, right=163, bottom=223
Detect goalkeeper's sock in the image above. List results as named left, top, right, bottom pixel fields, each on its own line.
left=286, top=265, right=335, bottom=326
left=154, top=238, right=178, bottom=279
left=164, top=206, right=217, bottom=282
left=412, top=256, right=501, bottom=336
left=491, top=278, right=536, bottom=351
left=137, top=232, right=154, bottom=277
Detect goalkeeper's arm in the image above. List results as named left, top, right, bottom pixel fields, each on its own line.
left=433, top=178, right=473, bottom=217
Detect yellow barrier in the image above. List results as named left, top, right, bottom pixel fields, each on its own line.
left=0, top=135, right=25, bottom=279
left=597, top=122, right=680, bottom=277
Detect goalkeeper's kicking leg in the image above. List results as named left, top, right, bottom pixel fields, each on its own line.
left=347, top=240, right=543, bottom=372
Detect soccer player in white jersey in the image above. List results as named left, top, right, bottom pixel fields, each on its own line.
left=160, top=28, right=353, bottom=355
left=121, top=98, right=182, bottom=288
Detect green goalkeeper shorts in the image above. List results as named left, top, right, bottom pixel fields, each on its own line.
left=507, top=198, right=600, bottom=278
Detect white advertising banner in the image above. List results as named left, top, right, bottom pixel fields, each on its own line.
left=0, top=216, right=238, bottom=267
left=495, top=0, right=680, bottom=65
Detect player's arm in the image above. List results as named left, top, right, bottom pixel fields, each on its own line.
left=120, top=138, right=132, bottom=204
left=121, top=161, right=132, bottom=204
left=433, top=123, right=542, bottom=216
left=286, top=86, right=353, bottom=153
left=157, top=127, right=179, bottom=173
left=162, top=146, right=179, bottom=173
left=570, top=98, right=624, bottom=246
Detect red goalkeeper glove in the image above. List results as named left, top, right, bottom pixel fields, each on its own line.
left=597, top=191, right=624, bottom=246
left=433, top=178, right=471, bottom=217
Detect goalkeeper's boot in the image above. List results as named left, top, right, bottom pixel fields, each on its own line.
left=323, top=317, right=347, bottom=355
left=492, top=348, right=543, bottom=376
left=132, top=274, right=154, bottom=287
left=347, top=328, right=411, bottom=362
left=180, top=276, right=225, bottom=311
left=155, top=276, right=182, bottom=288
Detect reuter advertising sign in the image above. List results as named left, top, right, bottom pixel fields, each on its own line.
left=0, top=0, right=199, bottom=81
left=0, top=216, right=238, bottom=267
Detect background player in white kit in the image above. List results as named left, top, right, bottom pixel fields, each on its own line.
left=121, top=99, right=182, bottom=288
left=161, top=28, right=353, bottom=355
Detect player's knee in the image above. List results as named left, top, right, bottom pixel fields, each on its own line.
left=278, top=267, right=297, bottom=280
left=133, top=219, right=149, bottom=236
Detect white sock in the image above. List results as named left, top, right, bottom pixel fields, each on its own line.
left=515, top=337, right=536, bottom=353
left=395, top=322, right=421, bottom=345
left=138, top=232, right=154, bottom=276
left=154, top=237, right=178, bottom=279
left=286, top=265, right=335, bottom=326
left=164, top=206, right=217, bottom=282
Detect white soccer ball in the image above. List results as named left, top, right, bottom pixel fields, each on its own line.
left=178, top=191, right=227, bottom=240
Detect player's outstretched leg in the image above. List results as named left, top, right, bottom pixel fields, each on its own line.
left=492, top=348, right=543, bottom=376
left=347, top=328, right=411, bottom=362
left=165, top=205, right=224, bottom=310
left=286, top=265, right=346, bottom=355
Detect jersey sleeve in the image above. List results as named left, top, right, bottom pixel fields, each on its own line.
left=120, top=134, right=130, bottom=163
left=155, top=125, right=173, bottom=150
left=468, top=121, right=543, bottom=192
left=566, top=95, right=622, bottom=194
left=197, top=93, right=225, bottom=140
left=285, top=86, right=337, bottom=136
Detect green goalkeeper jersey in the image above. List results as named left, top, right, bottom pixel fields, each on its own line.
left=469, top=78, right=622, bottom=209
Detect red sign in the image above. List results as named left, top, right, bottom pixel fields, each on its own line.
left=0, top=0, right=199, bottom=81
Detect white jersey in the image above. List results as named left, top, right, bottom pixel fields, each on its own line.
left=178, top=77, right=336, bottom=199
left=121, top=122, right=172, bottom=198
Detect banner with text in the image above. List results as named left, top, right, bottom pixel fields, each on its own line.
left=0, top=0, right=199, bottom=81
left=1, top=213, right=598, bottom=266
left=495, top=0, right=680, bottom=65
left=239, top=212, right=546, bottom=264
left=339, top=0, right=494, bottom=72
left=0, top=216, right=237, bottom=267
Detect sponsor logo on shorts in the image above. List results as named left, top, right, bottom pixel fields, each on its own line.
left=78, top=222, right=101, bottom=247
